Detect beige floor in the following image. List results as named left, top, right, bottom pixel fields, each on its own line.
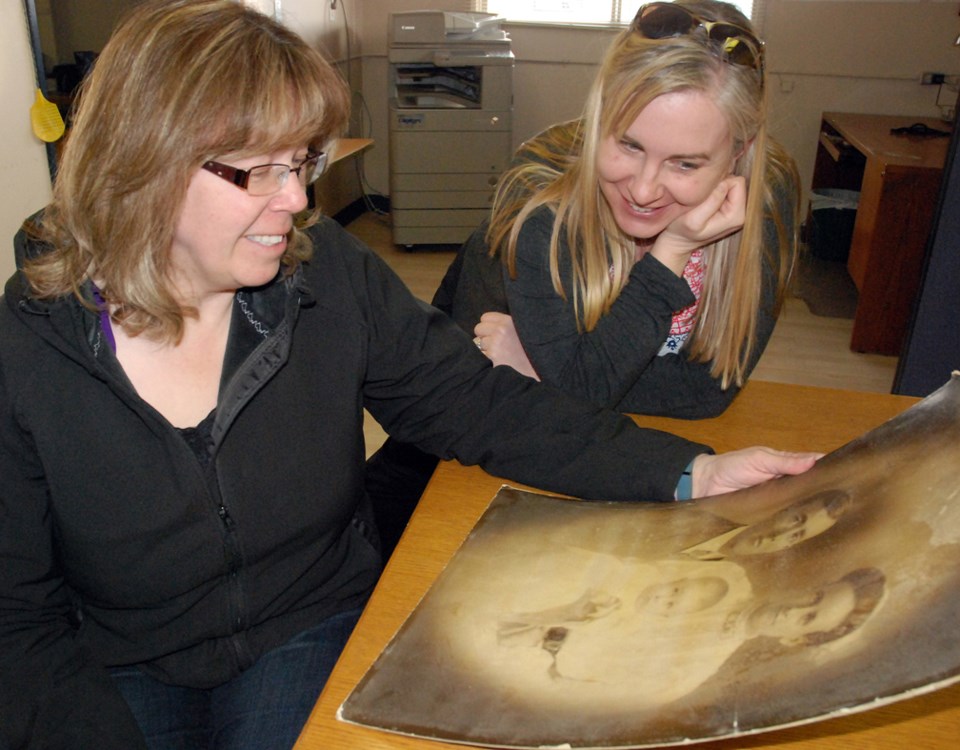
left=345, top=211, right=899, bottom=457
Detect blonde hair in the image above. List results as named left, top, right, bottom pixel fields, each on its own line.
left=489, top=2, right=799, bottom=388
left=24, top=0, right=349, bottom=343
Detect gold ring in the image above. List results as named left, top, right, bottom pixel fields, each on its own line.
left=473, top=336, right=484, bottom=351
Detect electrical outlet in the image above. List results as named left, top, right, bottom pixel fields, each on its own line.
left=921, top=72, right=946, bottom=85
left=937, top=82, right=959, bottom=107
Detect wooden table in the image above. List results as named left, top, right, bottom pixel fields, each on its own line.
left=328, top=137, right=374, bottom=167
left=811, top=112, right=951, bottom=355
left=294, top=381, right=960, bottom=750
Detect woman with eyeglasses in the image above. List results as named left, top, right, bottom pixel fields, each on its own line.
left=367, top=1, right=799, bottom=555
left=0, top=1, right=818, bottom=747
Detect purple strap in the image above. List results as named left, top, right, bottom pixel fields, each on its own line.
left=90, top=284, right=116, bottom=353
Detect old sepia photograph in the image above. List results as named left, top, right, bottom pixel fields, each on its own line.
left=340, top=375, right=960, bottom=748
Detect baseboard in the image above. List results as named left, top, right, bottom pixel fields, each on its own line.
left=332, top=195, right=390, bottom=226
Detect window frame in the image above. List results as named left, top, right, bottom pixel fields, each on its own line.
left=473, top=1, right=761, bottom=32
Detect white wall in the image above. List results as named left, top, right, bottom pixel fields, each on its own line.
left=354, top=0, right=960, bottom=207
left=2, top=0, right=55, bottom=283
left=9, top=0, right=958, bottom=276
left=762, top=0, right=960, bottom=203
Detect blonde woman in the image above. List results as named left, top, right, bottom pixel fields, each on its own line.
left=458, top=0, right=799, bottom=417
left=368, top=1, right=801, bottom=555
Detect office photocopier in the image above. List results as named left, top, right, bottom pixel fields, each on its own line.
left=388, top=11, right=514, bottom=246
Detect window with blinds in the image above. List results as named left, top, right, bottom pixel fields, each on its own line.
left=473, top=1, right=757, bottom=27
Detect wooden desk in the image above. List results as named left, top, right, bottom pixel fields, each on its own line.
left=310, top=138, right=374, bottom=215
left=328, top=137, right=373, bottom=167
left=294, top=381, right=960, bottom=750
left=811, top=112, right=950, bottom=355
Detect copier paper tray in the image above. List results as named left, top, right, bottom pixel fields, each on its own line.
left=389, top=11, right=509, bottom=45
left=394, top=64, right=480, bottom=108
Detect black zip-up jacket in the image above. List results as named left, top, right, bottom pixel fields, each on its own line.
left=436, top=119, right=796, bottom=420
left=0, top=217, right=706, bottom=749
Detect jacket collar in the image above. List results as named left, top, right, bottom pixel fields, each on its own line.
left=7, top=223, right=318, bottom=384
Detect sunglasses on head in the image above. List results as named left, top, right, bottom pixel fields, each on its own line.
left=632, top=3, right=765, bottom=81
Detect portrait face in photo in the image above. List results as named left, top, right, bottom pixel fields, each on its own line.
left=683, top=489, right=853, bottom=561
left=725, top=489, right=853, bottom=556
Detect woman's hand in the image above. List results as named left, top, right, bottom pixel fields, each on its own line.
left=473, top=312, right=541, bottom=380
left=690, top=447, right=821, bottom=498
left=651, top=175, right=747, bottom=275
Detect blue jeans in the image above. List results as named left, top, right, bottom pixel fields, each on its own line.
left=110, top=608, right=362, bottom=750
